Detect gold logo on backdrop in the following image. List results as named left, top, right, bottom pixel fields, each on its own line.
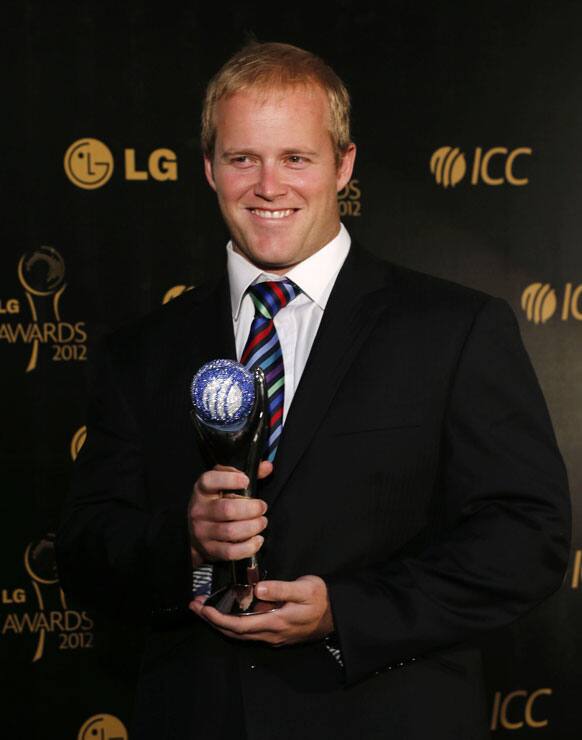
left=64, top=138, right=114, bottom=190
left=430, top=147, right=467, bottom=188
left=490, top=689, right=552, bottom=730
left=571, top=549, right=581, bottom=589
left=18, top=246, right=66, bottom=297
left=78, top=714, right=127, bottom=740
left=521, top=282, right=582, bottom=323
left=162, top=285, right=194, bottom=304
left=1, top=534, right=94, bottom=661
left=125, top=147, right=178, bottom=181
left=71, top=426, right=87, bottom=461
left=521, top=283, right=557, bottom=324
left=0, top=246, right=87, bottom=371
left=65, top=138, right=178, bottom=188
left=430, top=147, right=532, bottom=187
left=337, top=179, right=362, bottom=216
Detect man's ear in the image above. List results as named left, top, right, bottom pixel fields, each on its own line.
left=336, top=143, right=357, bottom=192
left=203, top=154, right=217, bottom=192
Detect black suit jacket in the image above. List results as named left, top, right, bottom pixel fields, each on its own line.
left=55, top=243, right=571, bottom=740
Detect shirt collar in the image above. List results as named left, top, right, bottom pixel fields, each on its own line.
left=227, top=222, right=351, bottom=319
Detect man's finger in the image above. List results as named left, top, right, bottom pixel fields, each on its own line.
left=255, top=579, right=313, bottom=603
left=257, top=460, right=274, bottom=479
left=209, top=496, right=267, bottom=522
left=188, top=595, right=208, bottom=617
left=209, top=516, right=268, bottom=543
left=203, top=535, right=264, bottom=563
left=197, top=470, right=249, bottom=495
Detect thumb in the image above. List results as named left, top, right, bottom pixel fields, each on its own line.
left=255, top=579, right=303, bottom=603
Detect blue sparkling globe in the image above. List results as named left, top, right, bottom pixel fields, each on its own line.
left=191, top=359, right=255, bottom=425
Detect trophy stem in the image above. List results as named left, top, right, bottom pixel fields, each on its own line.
left=192, top=365, right=282, bottom=616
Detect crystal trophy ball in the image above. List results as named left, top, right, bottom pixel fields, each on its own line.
left=191, top=359, right=255, bottom=427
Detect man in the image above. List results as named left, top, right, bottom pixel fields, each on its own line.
left=56, top=42, right=570, bottom=740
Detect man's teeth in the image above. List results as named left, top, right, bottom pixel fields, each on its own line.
left=251, top=209, right=294, bottom=219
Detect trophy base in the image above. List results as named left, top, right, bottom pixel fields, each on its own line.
left=205, top=584, right=282, bottom=616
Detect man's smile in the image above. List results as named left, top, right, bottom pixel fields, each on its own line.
left=247, top=207, right=300, bottom=221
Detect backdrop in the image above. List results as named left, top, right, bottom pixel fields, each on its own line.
left=1, top=2, right=580, bottom=738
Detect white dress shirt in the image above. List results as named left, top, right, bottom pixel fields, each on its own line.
left=227, top=222, right=351, bottom=422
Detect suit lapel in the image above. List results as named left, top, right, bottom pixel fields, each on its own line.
left=260, top=243, right=393, bottom=508
left=185, top=273, right=237, bottom=374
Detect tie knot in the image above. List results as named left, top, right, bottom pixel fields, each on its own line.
left=247, top=279, right=301, bottom=320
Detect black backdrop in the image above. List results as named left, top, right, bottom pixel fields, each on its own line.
left=2, top=2, right=581, bottom=738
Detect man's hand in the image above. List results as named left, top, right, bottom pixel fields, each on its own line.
left=189, top=575, right=334, bottom=646
left=188, top=461, right=273, bottom=567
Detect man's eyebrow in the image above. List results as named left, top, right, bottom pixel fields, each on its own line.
left=221, top=149, right=256, bottom=158
left=220, top=148, right=319, bottom=159
left=280, top=148, right=319, bottom=156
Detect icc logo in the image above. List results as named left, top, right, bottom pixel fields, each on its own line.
left=521, top=282, right=582, bottom=324
left=521, top=283, right=557, bottom=324
left=430, top=146, right=532, bottom=188
left=65, top=137, right=178, bottom=189
left=78, top=714, right=127, bottom=740
left=490, top=689, right=552, bottom=730
left=430, top=147, right=466, bottom=188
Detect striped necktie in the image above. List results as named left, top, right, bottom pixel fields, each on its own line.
left=241, top=279, right=301, bottom=461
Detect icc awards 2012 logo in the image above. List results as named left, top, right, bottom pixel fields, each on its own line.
left=337, top=179, right=361, bottom=216
left=1, top=533, right=94, bottom=661
left=0, top=246, right=87, bottom=371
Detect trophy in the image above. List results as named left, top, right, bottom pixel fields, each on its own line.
left=190, top=359, right=280, bottom=616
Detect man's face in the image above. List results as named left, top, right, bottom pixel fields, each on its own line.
left=204, top=84, right=356, bottom=274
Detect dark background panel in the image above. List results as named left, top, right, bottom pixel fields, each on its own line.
left=1, top=1, right=580, bottom=737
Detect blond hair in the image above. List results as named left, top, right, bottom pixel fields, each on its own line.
left=201, top=41, right=352, bottom=166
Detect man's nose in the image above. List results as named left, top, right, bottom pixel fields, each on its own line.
left=254, top=163, right=287, bottom=200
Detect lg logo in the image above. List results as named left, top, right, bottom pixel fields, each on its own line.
left=64, top=138, right=178, bottom=189
left=430, top=146, right=532, bottom=188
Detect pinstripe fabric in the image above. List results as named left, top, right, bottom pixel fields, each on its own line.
left=191, top=563, right=213, bottom=596
left=241, top=279, right=301, bottom=462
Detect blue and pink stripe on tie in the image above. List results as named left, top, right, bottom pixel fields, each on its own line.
left=241, top=279, right=300, bottom=461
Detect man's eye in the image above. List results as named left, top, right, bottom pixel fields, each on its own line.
left=287, top=155, right=307, bottom=165
left=231, top=156, right=253, bottom=166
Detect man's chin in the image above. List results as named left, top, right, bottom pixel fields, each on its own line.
left=233, top=243, right=301, bottom=274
